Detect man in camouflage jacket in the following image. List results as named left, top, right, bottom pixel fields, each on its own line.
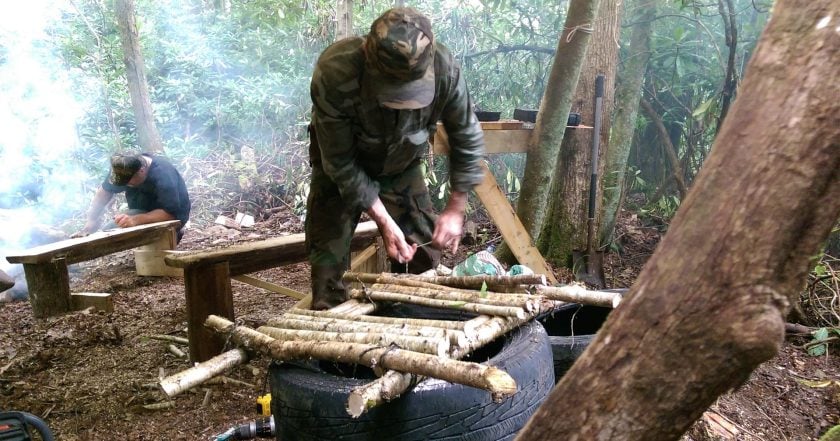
left=306, top=7, right=485, bottom=310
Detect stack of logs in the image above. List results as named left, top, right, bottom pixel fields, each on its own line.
left=160, top=272, right=623, bottom=417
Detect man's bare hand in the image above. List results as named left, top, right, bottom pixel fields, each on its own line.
left=113, top=214, right=138, bottom=228
left=381, top=219, right=418, bottom=263
left=432, top=191, right=467, bottom=253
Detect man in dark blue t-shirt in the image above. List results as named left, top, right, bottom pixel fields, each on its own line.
left=73, top=152, right=191, bottom=242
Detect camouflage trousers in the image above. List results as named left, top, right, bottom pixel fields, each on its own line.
left=305, top=161, right=441, bottom=310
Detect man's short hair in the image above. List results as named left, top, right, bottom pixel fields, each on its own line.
left=363, top=7, right=435, bottom=109
left=110, top=153, right=143, bottom=186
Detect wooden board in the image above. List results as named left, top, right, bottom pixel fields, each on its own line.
left=165, top=221, right=379, bottom=276
left=231, top=274, right=305, bottom=299
left=474, top=161, right=557, bottom=284
left=135, top=249, right=184, bottom=277
left=6, top=220, right=181, bottom=265
left=433, top=124, right=531, bottom=155
left=185, top=261, right=234, bottom=362
left=71, top=292, right=114, bottom=313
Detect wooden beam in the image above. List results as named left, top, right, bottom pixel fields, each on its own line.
left=24, top=258, right=71, bottom=318
left=231, top=275, right=305, bottom=300
left=185, top=261, right=234, bottom=362
left=474, top=161, right=557, bottom=284
left=135, top=249, right=184, bottom=277
left=433, top=125, right=531, bottom=155
left=6, top=220, right=180, bottom=265
left=71, top=292, right=114, bottom=313
left=165, top=221, right=379, bottom=276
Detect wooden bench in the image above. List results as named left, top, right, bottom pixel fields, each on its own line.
left=164, top=221, right=381, bottom=362
left=5, top=220, right=181, bottom=318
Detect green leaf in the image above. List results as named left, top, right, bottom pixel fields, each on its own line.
left=807, top=343, right=827, bottom=357
left=692, top=96, right=716, bottom=119
left=480, top=281, right=488, bottom=298
left=814, top=264, right=827, bottom=277
left=813, top=327, right=830, bottom=341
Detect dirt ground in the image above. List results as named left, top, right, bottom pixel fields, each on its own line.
left=1, top=210, right=838, bottom=440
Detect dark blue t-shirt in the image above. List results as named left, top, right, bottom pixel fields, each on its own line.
left=102, top=154, right=191, bottom=228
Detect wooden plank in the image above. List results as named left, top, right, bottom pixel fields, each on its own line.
left=433, top=125, right=531, bottom=155
left=165, top=221, right=379, bottom=276
left=71, top=292, right=114, bottom=313
left=474, top=161, right=557, bottom=284
left=135, top=249, right=184, bottom=277
left=231, top=275, right=305, bottom=300
left=479, top=120, right=526, bottom=130
left=24, top=258, right=71, bottom=318
left=6, top=220, right=181, bottom=265
left=185, top=261, right=234, bottom=362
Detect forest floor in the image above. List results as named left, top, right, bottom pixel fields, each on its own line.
left=0, top=208, right=838, bottom=440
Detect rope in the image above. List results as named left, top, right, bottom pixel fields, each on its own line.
left=564, top=23, right=594, bottom=42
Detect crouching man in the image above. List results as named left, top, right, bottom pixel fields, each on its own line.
left=73, top=152, right=191, bottom=243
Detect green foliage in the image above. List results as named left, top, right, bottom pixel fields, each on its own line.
left=33, top=0, right=771, bottom=226
left=806, top=327, right=838, bottom=357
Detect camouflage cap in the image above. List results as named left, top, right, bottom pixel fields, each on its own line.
left=109, top=153, right=143, bottom=186
left=364, top=7, right=435, bottom=109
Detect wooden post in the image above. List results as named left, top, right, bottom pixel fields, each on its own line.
left=185, top=262, right=234, bottom=362
left=474, top=161, right=557, bottom=283
left=24, top=258, right=71, bottom=318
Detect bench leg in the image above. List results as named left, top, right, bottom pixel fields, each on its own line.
left=185, top=262, right=234, bottom=362
left=24, top=258, right=71, bottom=318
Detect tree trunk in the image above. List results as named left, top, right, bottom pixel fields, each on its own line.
left=336, top=0, right=353, bottom=40
left=505, top=0, right=599, bottom=253
left=600, top=0, right=655, bottom=245
left=516, top=0, right=840, bottom=438
left=539, top=0, right=624, bottom=268
left=115, top=0, right=164, bottom=153
left=640, top=98, right=688, bottom=199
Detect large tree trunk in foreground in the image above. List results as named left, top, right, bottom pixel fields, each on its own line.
left=115, top=0, right=164, bottom=153
left=517, top=0, right=840, bottom=439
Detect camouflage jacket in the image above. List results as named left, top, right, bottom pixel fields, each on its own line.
left=310, top=37, right=485, bottom=211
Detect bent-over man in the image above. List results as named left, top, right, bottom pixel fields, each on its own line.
left=306, top=7, right=486, bottom=310
left=74, top=152, right=191, bottom=242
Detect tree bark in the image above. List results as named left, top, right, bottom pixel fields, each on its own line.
left=640, top=98, right=689, bottom=199
left=510, top=0, right=599, bottom=245
left=516, top=0, right=840, bottom=438
left=600, top=0, right=656, bottom=245
left=115, top=0, right=164, bottom=153
left=539, top=0, right=624, bottom=268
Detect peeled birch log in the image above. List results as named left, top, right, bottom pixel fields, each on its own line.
left=205, top=315, right=517, bottom=399
left=387, top=273, right=547, bottom=289
left=533, top=284, right=623, bottom=308
left=265, top=316, right=468, bottom=347
left=256, top=326, right=449, bottom=357
left=350, top=289, right=528, bottom=319
left=343, top=272, right=459, bottom=291
left=347, top=370, right=418, bottom=417
left=459, top=316, right=529, bottom=355
left=287, top=308, right=467, bottom=331
left=348, top=313, right=523, bottom=415
left=159, top=348, right=249, bottom=397
left=370, top=283, right=551, bottom=313
left=329, top=299, right=377, bottom=315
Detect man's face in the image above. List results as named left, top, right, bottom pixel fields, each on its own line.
left=126, top=165, right=148, bottom=187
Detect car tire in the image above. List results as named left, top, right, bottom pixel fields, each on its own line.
left=269, top=306, right=554, bottom=441
left=536, top=301, right=615, bottom=382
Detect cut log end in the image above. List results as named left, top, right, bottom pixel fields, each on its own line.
left=487, top=367, right=517, bottom=400
left=346, top=393, right=374, bottom=418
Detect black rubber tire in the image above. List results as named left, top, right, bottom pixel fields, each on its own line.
left=536, top=302, right=614, bottom=382
left=269, top=308, right=554, bottom=441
